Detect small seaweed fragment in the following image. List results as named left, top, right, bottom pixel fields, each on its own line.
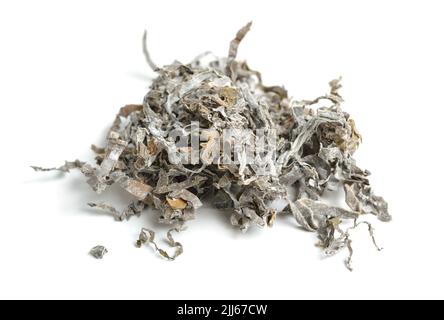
left=89, top=245, right=108, bottom=259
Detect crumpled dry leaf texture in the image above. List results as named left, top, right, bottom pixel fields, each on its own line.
left=34, top=23, right=390, bottom=270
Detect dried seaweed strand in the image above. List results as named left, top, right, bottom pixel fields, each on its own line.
left=142, top=30, right=160, bottom=72
left=343, top=220, right=383, bottom=271
left=227, top=21, right=252, bottom=81
left=136, top=226, right=183, bottom=261
left=31, top=160, right=85, bottom=173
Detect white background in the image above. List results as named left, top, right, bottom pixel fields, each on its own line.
left=0, top=0, right=443, bottom=299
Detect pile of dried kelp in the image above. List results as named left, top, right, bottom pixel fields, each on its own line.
left=33, top=23, right=390, bottom=270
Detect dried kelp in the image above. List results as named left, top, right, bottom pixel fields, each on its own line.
left=31, top=160, right=85, bottom=173
left=87, top=201, right=145, bottom=221
left=34, top=23, right=390, bottom=270
left=136, top=226, right=184, bottom=260
left=89, top=245, right=108, bottom=259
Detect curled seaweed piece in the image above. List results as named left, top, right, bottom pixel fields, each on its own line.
left=136, top=226, right=183, bottom=260
left=325, top=219, right=383, bottom=272
left=89, top=245, right=108, bottom=259
left=344, top=182, right=391, bottom=222
left=356, top=220, right=383, bottom=252
left=345, top=237, right=354, bottom=271
left=226, top=21, right=252, bottom=81
left=88, top=201, right=145, bottom=221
